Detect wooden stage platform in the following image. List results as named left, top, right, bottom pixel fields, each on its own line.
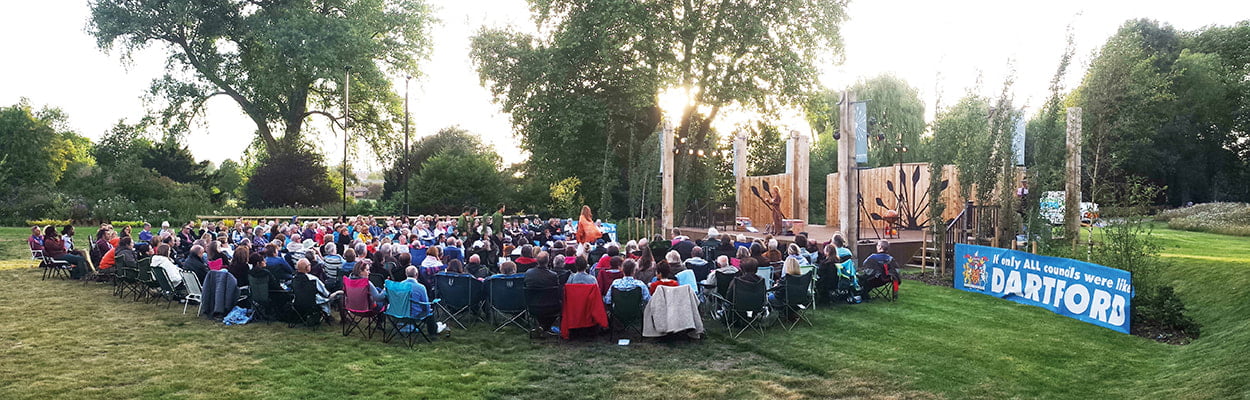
left=676, top=224, right=929, bottom=267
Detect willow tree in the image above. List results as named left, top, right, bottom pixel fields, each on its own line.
left=88, top=0, right=434, bottom=155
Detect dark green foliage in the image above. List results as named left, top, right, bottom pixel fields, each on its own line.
left=745, top=122, right=785, bottom=176
left=88, top=0, right=434, bottom=156
left=244, top=145, right=338, bottom=208
left=140, top=137, right=211, bottom=186
left=381, top=126, right=485, bottom=204
left=1075, top=19, right=1250, bottom=205
left=406, top=150, right=505, bottom=216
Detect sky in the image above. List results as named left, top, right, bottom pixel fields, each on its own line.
left=2, top=0, right=1248, bottom=170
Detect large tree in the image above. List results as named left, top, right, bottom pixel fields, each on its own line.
left=88, top=0, right=434, bottom=155
left=472, top=0, right=847, bottom=218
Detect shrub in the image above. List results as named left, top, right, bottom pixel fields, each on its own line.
left=26, top=219, right=71, bottom=227
left=1156, top=202, right=1250, bottom=236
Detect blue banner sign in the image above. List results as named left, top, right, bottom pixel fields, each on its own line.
left=954, top=244, right=1132, bottom=334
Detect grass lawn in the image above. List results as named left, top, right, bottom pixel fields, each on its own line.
left=0, top=224, right=1245, bottom=399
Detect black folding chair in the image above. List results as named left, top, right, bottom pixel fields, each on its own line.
left=434, top=274, right=483, bottom=330
left=247, top=273, right=276, bottom=323
left=288, top=277, right=323, bottom=328
left=725, top=277, right=769, bottom=338
left=525, top=286, right=562, bottom=337
left=608, top=287, right=645, bottom=339
left=775, top=271, right=815, bottom=331
left=486, top=276, right=530, bottom=333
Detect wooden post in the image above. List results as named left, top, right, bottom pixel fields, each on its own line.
left=733, top=133, right=747, bottom=225
left=662, top=122, right=675, bottom=237
left=837, top=91, right=859, bottom=245
left=793, top=131, right=810, bottom=225
left=1064, top=107, right=1082, bottom=246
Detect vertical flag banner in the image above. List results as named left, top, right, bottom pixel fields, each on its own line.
left=853, top=102, right=868, bottom=164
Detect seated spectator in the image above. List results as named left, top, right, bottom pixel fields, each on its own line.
left=28, top=226, right=44, bottom=251
left=98, top=237, right=122, bottom=270
left=114, top=237, right=137, bottom=269
left=731, top=246, right=749, bottom=267
left=664, top=250, right=685, bottom=276
left=786, top=243, right=812, bottom=266
left=439, top=259, right=476, bottom=279
left=595, top=256, right=624, bottom=295
left=247, top=252, right=282, bottom=292
left=420, top=246, right=443, bottom=268
left=566, top=256, right=596, bottom=284
left=634, top=249, right=657, bottom=284
left=322, top=244, right=345, bottom=280
left=700, top=255, right=739, bottom=296
left=487, top=261, right=522, bottom=279
left=648, top=262, right=679, bottom=294
left=768, top=257, right=804, bottom=308
left=228, top=245, right=252, bottom=285
left=524, top=254, right=561, bottom=333
left=152, top=244, right=183, bottom=286
left=605, top=259, right=650, bottom=305
left=733, top=234, right=751, bottom=251
left=464, top=254, right=491, bottom=279
left=735, top=257, right=763, bottom=286
left=341, top=248, right=358, bottom=277
left=263, top=243, right=294, bottom=282
left=293, top=258, right=332, bottom=315
left=398, top=266, right=443, bottom=334
left=763, top=239, right=783, bottom=264
left=684, top=246, right=709, bottom=273
left=182, top=245, right=209, bottom=283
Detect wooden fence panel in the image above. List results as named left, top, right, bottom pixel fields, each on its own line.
left=827, top=163, right=1010, bottom=229
left=736, top=173, right=793, bottom=229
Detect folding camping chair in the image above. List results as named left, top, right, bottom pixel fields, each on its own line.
left=247, top=273, right=276, bottom=323
left=774, top=270, right=815, bottom=331
left=150, top=266, right=181, bottom=308
left=381, top=280, right=439, bottom=348
left=135, top=259, right=161, bottom=302
left=756, top=266, right=774, bottom=289
left=525, top=286, right=562, bottom=337
left=41, top=254, right=73, bottom=281
left=725, top=276, right=769, bottom=338
left=860, top=257, right=900, bottom=302
left=287, top=277, right=324, bottom=328
left=178, top=270, right=204, bottom=315
left=608, top=286, right=645, bottom=339
left=434, top=273, right=482, bottom=330
left=340, top=276, right=385, bottom=339
left=486, top=276, right=530, bottom=333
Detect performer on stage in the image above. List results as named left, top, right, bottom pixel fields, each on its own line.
left=765, top=186, right=784, bottom=235
left=575, top=205, right=602, bottom=244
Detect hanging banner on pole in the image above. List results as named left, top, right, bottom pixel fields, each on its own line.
left=955, top=244, right=1133, bottom=334
left=853, top=102, right=868, bottom=164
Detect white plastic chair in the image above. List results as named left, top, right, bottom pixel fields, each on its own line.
left=179, top=270, right=204, bottom=315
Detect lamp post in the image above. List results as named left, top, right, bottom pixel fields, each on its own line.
left=342, top=65, right=351, bottom=217
left=403, top=75, right=411, bottom=217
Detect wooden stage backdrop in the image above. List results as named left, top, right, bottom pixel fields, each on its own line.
left=736, top=173, right=793, bottom=230
left=826, top=163, right=1026, bottom=230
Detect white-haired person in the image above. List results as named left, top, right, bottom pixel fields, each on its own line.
left=294, top=258, right=332, bottom=316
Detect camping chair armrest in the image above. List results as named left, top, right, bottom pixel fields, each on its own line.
left=708, top=293, right=730, bottom=305
left=766, top=286, right=783, bottom=293
left=413, top=298, right=440, bottom=306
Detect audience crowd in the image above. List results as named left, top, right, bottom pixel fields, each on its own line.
left=30, top=209, right=900, bottom=338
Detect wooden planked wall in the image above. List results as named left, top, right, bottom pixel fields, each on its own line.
left=737, top=173, right=793, bottom=229
left=827, top=163, right=1023, bottom=229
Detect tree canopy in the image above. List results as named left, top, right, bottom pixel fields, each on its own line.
left=88, top=0, right=435, bottom=156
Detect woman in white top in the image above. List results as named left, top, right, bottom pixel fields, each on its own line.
left=151, top=243, right=183, bottom=286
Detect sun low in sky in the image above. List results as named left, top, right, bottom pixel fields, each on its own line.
left=2, top=0, right=1246, bottom=169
